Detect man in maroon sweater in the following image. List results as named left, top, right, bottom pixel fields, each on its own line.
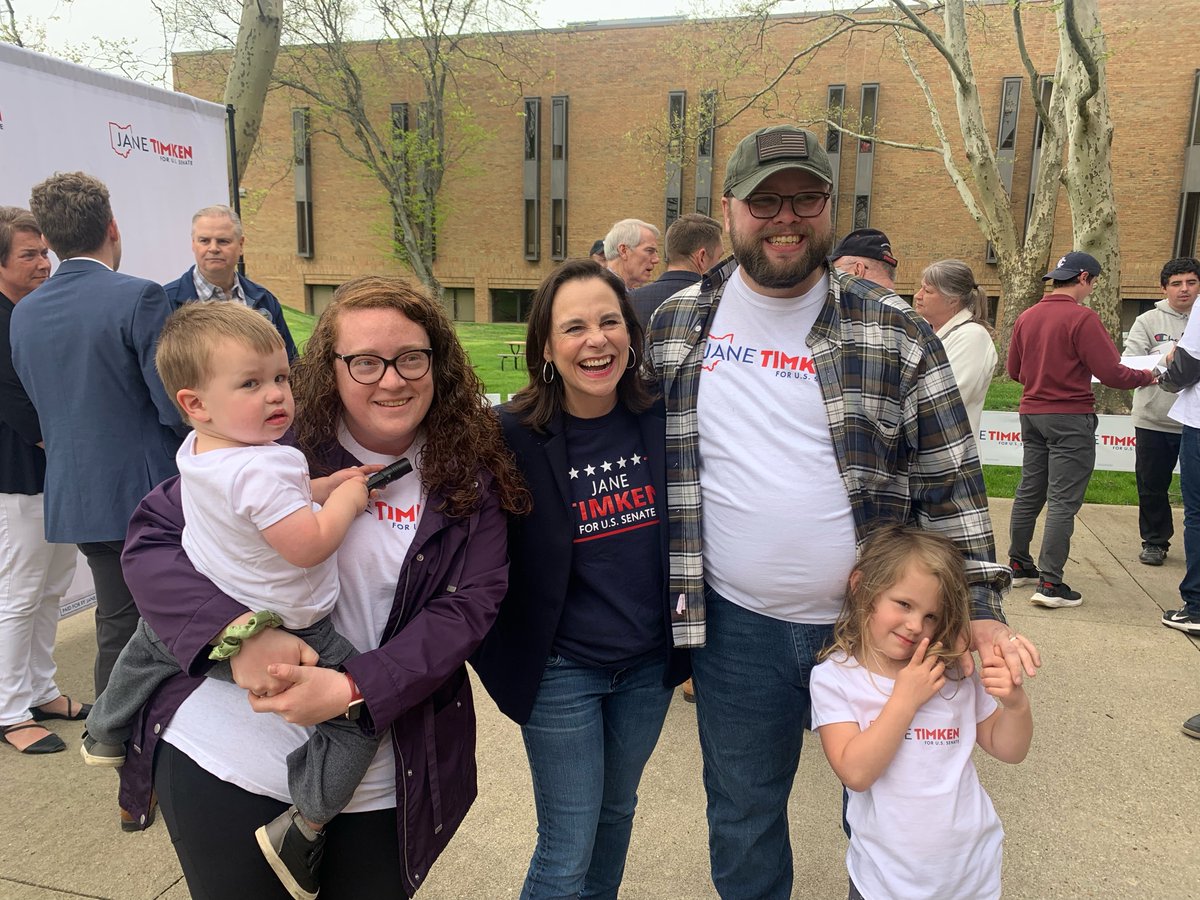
left=1006, top=251, right=1158, bottom=608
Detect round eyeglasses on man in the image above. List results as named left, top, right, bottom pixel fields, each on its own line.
left=335, top=349, right=433, bottom=384
left=744, top=191, right=831, bottom=219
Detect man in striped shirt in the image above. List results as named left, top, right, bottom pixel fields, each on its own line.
left=646, top=124, right=1037, bottom=900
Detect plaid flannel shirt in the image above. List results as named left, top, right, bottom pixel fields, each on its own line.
left=646, top=258, right=1010, bottom=648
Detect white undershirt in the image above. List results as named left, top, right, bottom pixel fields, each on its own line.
left=696, top=270, right=858, bottom=623
left=163, top=424, right=426, bottom=812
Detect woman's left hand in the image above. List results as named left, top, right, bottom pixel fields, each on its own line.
left=246, top=664, right=352, bottom=726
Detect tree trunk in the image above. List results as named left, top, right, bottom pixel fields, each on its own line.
left=1058, top=0, right=1127, bottom=412
left=224, top=0, right=282, bottom=182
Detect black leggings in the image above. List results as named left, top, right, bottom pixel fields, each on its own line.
left=155, top=741, right=404, bottom=899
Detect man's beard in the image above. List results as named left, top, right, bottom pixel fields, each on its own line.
left=730, top=220, right=833, bottom=291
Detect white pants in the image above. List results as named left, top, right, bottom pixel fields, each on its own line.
left=0, top=492, right=77, bottom=726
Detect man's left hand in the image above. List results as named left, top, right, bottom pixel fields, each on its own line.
left=969, top=619, right=1041, bottom=684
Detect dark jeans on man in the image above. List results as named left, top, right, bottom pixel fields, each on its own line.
left=1007, top=413, right=1097, bottom=583
left=1134, top=427, right=1181, bottom=550
left=1177, top=426, right=1200, bottom=617
left=78, top=540, right=140, bottom=695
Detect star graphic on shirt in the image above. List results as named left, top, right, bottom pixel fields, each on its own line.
left=617, top=457, right=627, bottom=468
left=601, top=460, right=613, bottom=472
left=584, top=464, right=596, bottom=476
left=568, top=468, right=579, bottom=479
left=631, top=453, right=643, bottom=465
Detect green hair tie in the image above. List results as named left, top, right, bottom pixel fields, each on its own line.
left=208, top=611, right=285, bottom=661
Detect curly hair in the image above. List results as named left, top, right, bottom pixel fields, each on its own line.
left=291, top=275, right=529, bottom=517
left=508, top=258, right=658, bottom=430
left=824, top=523, right=972, bottom=676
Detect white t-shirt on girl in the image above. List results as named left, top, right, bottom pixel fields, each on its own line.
left=810, top=652, right=1003, bottom=900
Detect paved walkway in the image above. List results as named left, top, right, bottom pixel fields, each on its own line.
left=2, top=500, right=1197, bottom=899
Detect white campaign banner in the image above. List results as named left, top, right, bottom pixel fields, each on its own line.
left=978, top=411, right=1171, bottom=473
left=0, top=44, right=229, bottom=616
left=0, top=43, right=228, bottom=283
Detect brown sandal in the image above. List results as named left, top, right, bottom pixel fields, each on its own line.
left=1, top=722, right=66, bottom=754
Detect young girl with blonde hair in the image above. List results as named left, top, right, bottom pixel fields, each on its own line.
left=810, top=524, right=1033, bottom=899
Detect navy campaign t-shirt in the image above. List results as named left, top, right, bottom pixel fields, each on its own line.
left=552, top=404, right=666, bottom=668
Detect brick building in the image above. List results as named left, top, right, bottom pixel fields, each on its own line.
left=173, top=0, right=1200, bottom=327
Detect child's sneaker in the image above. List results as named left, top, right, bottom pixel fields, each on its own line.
left=256, top=806, right=325, bottom=900
left=80, top=730, right=125, bottom=767
left=1009, top=560, right=1040, bottom=587
left=1030, top=580, right=1082, bottom=608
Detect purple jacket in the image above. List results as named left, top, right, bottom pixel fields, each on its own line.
left=117, top=439, right=508, bottom=897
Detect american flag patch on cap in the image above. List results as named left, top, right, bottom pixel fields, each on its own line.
left=756, top=130, right=808, bottom=162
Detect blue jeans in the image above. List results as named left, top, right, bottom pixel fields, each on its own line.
left=692, top=586, right=835, bottom=900
left=519, top=653, right=672, bottom=900
left=1178, top=426, right=1200, bottom=616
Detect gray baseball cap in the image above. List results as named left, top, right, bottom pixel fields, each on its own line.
left=723, top=125, right=833, bottom=199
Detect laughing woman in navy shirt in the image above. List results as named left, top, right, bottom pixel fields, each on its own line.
left=473, top=259, right=688, bottom=900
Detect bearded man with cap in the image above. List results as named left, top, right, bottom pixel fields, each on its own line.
left=830, top=227, right=898, bottom=290
left=1006, top=251, right=1158, bottom=609
left=646, top=124, right=1035, bottom=900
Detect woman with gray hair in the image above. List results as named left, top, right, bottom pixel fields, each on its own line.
left=913, top=259, right=997, bottom=455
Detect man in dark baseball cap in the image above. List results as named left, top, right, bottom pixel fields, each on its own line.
left=645, top=120, right=1018, bottom=900
left=1043, top=250, right=1101, bottom=282
left=1007, top=247, right=1156, bottom=609
left=830, top=227, right=898, bottom=290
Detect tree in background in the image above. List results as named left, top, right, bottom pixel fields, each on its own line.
left=266, top=0, right=542, bottom=298
left=686, top=0, right=1119, bottom=373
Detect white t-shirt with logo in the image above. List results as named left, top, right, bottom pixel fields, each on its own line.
left=178, top=431, right=338, bottom=630
left=810, top=652, right=1003, bottom=900
left=696, top=269, right=858, bottom=623
left=164, top=425, right=426, bottom=813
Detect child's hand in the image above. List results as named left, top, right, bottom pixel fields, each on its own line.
left=893, top=637, right=945, bottom=710
left=328, top=471, right=370, bottom=510
left=312, top=465, right=382, bottom=504
left=981, top=643, right=1029, bottom=708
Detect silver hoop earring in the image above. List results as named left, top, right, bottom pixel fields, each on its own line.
left=626, top=346, right=637, bottom=370
left=541, top=361, right=556, bottom=384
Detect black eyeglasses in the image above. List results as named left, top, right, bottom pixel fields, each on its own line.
left=335, top=349, right=433, bottom=385
left=744, top=191, right=831, bottom=219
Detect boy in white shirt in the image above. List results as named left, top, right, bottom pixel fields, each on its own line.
left=84, top=301, right=388, bottom=900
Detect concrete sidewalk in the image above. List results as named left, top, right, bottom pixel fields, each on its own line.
left=2, top=499, right=1197, bottom=899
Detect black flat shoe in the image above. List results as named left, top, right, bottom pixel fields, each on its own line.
left=2, top=722, right=66, bottom=754
left=30, top=695, right=91, bottom=722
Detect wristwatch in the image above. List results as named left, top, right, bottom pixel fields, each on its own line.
left=344, top=672, right=365, bottom=721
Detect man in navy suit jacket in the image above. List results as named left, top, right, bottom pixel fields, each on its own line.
left=12, top=172, right=186, bottom=705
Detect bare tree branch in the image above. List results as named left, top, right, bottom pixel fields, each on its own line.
left=3, top=0, right=24, bottom=47
left=1062, top=0, right=1101, bottom=116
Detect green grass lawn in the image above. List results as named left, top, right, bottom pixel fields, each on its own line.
left=286, top=305, right=1153, bottom=507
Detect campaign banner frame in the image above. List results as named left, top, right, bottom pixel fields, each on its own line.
left=978, top=411, right=1174, bottom=474
left=0, top=43, right=229, bottom=283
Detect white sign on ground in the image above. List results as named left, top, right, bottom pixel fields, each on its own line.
left=978, top=411, right=1170, bottom=474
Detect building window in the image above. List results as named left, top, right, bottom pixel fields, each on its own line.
left=550, top=96, right=569, bottom=259
left=695, top=90, right=716, bottom=216
left=1175, top=69, right=1200, bottom=257
left=293, top=108, right=314, bottom=259
left=1024, top=75, right=1054, bottom=236
left=305, top=283, right=339, bottom=317
left=391, top=103, right=409, bottom=254
left=444, top=287, right=476, bottom=322
left=852, top=84, right=878, bottom=230
left=988, top=76, right=1022, bottom=264
left=826, top=85, right=845, bottom=228
left=665, top=90, right=686, bottom=229
left=491, top=288, right=534, bottom=323
left=826, top=85, right=844, bottom=154
left=523, top=97, right=541, bottom=261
